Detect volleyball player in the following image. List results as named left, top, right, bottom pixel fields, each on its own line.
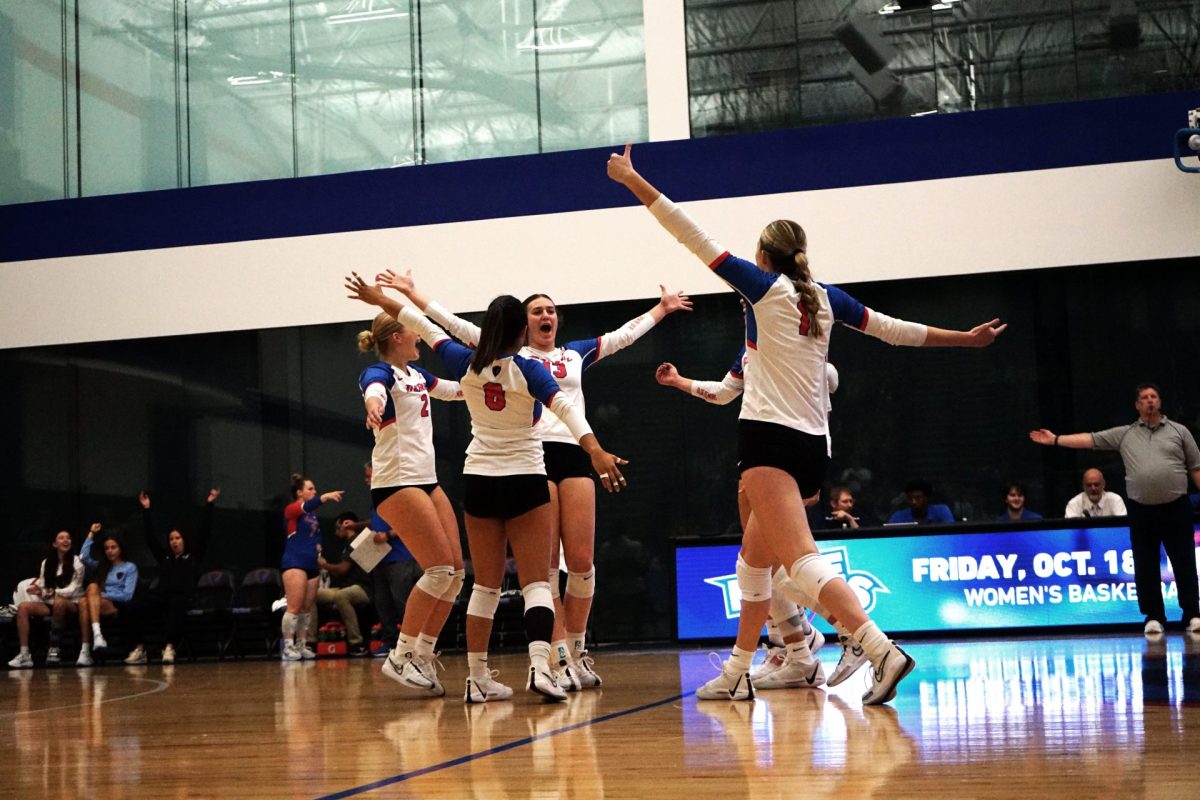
left=345, top=273, right=627, bottom=703
left=281, top=475, right=343, bottom=661
left=609, top=143, right=1004, bottom=704
left=382, top=270, right=689, bottom=689
left=356, top=312, right=467, bottom=695
left=657, top=354, right=844, bottom=690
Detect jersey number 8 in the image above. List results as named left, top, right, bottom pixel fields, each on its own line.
left=483, top=382, right=507, bottom=411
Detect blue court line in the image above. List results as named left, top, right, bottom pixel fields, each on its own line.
left=314, top=690, right=691, bottom=800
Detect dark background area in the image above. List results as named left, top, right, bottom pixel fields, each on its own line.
left=2, top=254, right=1198, bottom=643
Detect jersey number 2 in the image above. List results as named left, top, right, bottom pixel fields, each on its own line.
left=483, top=382, right=506, bottom=411
left=420, top=394, right=430, bottom=417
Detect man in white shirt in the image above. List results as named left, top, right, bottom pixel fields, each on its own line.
left=1064, top=468, right=1128, bottom=518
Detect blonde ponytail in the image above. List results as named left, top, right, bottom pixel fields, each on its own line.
left=357, top=311, right=405, bottom=357
left=758, top=220, right=823, bottom=339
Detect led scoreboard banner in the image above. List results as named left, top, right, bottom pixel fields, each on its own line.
left=673, top=521, right=1200, bottom=639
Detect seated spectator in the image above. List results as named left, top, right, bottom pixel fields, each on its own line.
left=1065, top=468, right=1128, bottom=518
left=999, top=482, right=1043, bottom=521
left=77, top=526, right=138, bottom=666
left=815, top=485, right=861, bottom=530
left=888, top=480, right=956, bottom=525
left=307, top=511, right=374, bottom=657
left=7, top=530, right=85, bottom=669
left=124, top=489, right=219, bottom=665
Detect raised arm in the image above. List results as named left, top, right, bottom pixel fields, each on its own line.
left=607, top=143, right=661, bottom=207
left=139, top=491, right=167, bottom=563
left=192, top=488, right=219, bottom=563
left=1029, top=429, right=1095, bottom=449
left=376, top=268, right=483, bottom=348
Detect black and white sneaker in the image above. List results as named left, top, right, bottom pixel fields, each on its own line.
left=861, top=642, right=916, bottom=706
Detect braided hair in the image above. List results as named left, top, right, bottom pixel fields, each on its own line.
left=758, top=219, right=822, bottom=339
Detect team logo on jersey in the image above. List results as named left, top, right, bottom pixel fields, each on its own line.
left=704, top=546, right=889, bottom=619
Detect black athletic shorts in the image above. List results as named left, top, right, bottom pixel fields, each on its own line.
left=737, top=419, right=829, bottom=499
left=542, top=441, right=593, bottom=483
left=371, top=484, right=438, bottom=508
left=463, top=474, right=551, bottom=521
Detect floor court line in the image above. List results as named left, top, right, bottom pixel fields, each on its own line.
left=1, top=675, right=170, bottom=718
left=314, top=690, right=692, bottom=800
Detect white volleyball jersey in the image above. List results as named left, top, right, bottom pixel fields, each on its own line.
left=359, top=361, right=462, bottom=487
left=433, top=341, right=593, bottom=476
left=426, top=301, right=657, bottom=445
left=646, top=194, right=926, bottom=435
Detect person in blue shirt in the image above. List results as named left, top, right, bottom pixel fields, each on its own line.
left=887, top=480, right=956, bottom=525
left=998, top=482, right=1042, bottom=521
left=77, top=527, right=139, bottom=665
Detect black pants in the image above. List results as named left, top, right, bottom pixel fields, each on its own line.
left=126, top=591, right=191, bottom=646
left=370, top=560, right=422, bottom=648
left=1127, top=496, right=1200, bottom=624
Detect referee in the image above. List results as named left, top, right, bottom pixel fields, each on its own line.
left=1030, top=384, right=1200, bottom=636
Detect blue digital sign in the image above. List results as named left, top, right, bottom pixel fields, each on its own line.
left=674, top=524, right=1200, bottom=639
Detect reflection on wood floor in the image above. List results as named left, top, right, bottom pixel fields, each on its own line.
left=2, top=634, right=1198, bottom=798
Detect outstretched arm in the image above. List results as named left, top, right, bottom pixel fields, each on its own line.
left=607, top=144, right=661, bottom=207
left=1029, top=429, right=1094, bottom=449
left=377, top=269, right=483, bottom=347
left=923, top=319, right=1007, bottom=348
left=656, top=362, right=743, bottom=406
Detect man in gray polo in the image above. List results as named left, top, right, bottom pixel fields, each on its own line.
left=1030, top=384, right=1200, bottom=637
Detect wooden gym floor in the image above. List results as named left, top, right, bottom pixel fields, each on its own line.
left=2, top=634, right=1197, bottom=799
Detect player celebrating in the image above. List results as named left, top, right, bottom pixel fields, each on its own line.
left=381, top=269, right=689, bottom=689
left=357, top=311, right=466, bottom=696
left=609, top=143, right=1004, bottom=704
left=345, top=273, right=627, bottom=703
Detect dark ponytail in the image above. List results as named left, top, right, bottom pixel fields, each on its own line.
left=471, top=295, right=527, bottom=374
left=289, top=473, right=308, bottom=499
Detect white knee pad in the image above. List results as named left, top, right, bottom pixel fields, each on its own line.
left=736, top=555, right=773, bottom=603
left=770, top=590, right=801, bottom=630
left=565, top=566, right=596, bottom=599
left=548, top=568, right=561, bottom=600
left=281, top=611, right=299, bottom=636
left=772, top=567, right=815, bottom=607
left=416, top=565, right=455, bottom=599
left=521, top=580, right=554, bottom=613
left=789, top=554, right=842, bottom=602
left=467, top=585, right=501, bottom=619
left=440, top=568, right=465, bottom=604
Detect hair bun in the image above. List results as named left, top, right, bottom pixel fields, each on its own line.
left=356, top=329, right=375, bottom=353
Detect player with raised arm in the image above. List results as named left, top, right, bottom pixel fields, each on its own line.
left=345, top=273, right=627, bottom=703
left=380, top=269, right=689, bottom=689
left=357, top=311, right=466, bottom=696
left=609, top=143, right=1004, bottom=704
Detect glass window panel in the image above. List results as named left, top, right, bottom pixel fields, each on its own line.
left=184, top=1, right=298, bottom=186
left=418, top=0, right=541, bottom=163
left=534, top=0, right=647, bottom=154
left=2, top=2, right=68, bottom=204
left=79, top=1, right=183, bottom=196
left=686, top=0, right=1200, bottom=137
left=293, top=0, right=417, bottom=175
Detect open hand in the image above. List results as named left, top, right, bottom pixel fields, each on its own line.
left=375, top=269, right=415, bottom=296
left=659, top=285, right=693, bottom=315
left=344, top=272, right=387, bottom=306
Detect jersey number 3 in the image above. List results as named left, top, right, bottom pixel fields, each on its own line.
left=483, top=382, right=507, bottom=411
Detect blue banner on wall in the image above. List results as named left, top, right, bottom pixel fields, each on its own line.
left=675, top=525, right=1200, bottom=639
